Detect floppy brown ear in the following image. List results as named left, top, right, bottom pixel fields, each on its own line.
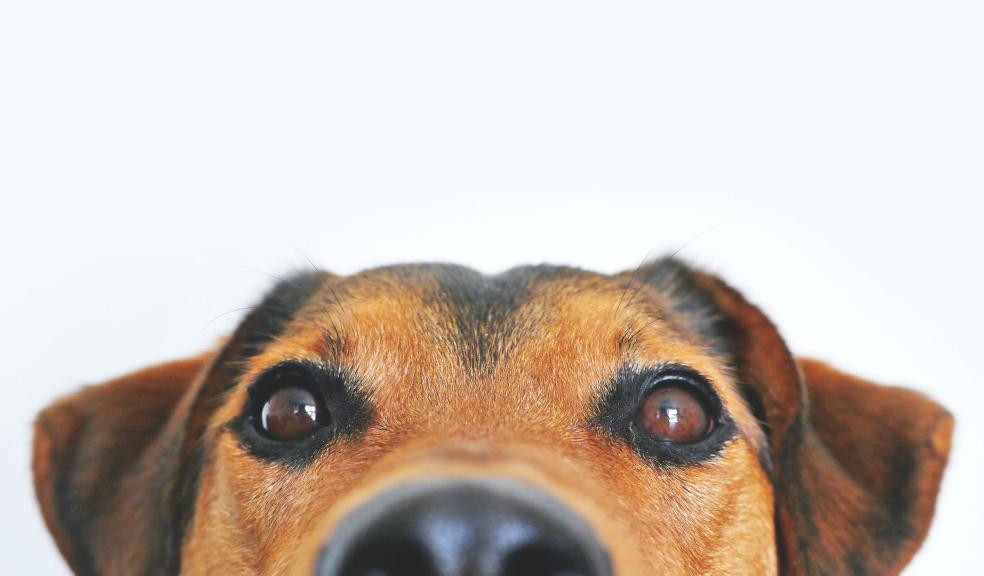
left=32, top=270, right=331, bottom=576
left=791, top=359, right=953, bottom=575
left=687, top=267, right=952, bottom=575
left=638, top=258, right=953, bottom=575
left=32, top=353, right=214, bottom=576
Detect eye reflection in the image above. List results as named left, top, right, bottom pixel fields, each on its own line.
left=665, top=407, right=679, bottom=425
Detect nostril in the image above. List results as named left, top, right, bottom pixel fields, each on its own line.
left=502, top=541, right=592, bottom=576
left=336, top=537, right=437, bottom=576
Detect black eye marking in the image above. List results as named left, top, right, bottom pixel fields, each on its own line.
left=228, top=361, right=372, bottom=468
left=593, top=364, right=737, bottom=466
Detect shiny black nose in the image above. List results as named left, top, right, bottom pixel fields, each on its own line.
left=315, top=478, right=612, bottom=576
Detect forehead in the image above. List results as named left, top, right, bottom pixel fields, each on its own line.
left=238, top=264, right=753, bottom=434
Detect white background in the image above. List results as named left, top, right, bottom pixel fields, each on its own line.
left=1, top=2, right=981, bottom=574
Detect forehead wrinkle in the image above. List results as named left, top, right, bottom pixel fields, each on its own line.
left=422, top=264, right=571, bottom=377
left=343, top=264, right=605, bottom=381
left=490, top=275, right=636, bottom=410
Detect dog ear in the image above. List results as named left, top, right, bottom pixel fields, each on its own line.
left=32, top=354, right=213, bottom=576
left=792, top=358, right=953, bottom=574
left=638, top=259, right=953, bottom=575
left=32, top=271, right=330, bottom=576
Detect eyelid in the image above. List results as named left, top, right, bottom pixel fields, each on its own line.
left=247, top=362, right=318, bottom=393
left=637, top=366, right=723, bottom=411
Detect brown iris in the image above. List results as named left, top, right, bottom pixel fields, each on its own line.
left=260, top=387, right=322, bottom=441
left=638, top=385, right=712, bottom=444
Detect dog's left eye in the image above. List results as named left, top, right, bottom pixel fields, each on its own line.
left=636, top=383, right=712, bottom=444
left=595, top=366, right=734, bottom=466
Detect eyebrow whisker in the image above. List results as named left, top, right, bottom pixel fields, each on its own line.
left=618, top=211, right=744, bottom=318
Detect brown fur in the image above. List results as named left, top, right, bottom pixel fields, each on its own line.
left=32, top=260, right=952, bottom=575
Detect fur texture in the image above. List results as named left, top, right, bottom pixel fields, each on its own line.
left=33, top=259, right=952, bottom=575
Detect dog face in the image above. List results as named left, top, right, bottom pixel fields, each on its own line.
left=33, top=259, right=953, bottom=576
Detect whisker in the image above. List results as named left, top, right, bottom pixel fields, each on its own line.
left=203, top=305, right=263, bottom=330
left=289, top=244, right=324, bottom=275
left=614, top=239, right=669, bottom=320
left=621, top=210, right=746, bottom=314
left=622, top=315, right=664, bottom=347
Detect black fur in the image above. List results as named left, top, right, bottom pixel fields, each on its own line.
left=48, top=419, right=98, bottom=576
left=420, top=264, right=574, bottom=375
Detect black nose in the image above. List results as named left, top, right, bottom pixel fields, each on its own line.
left=315, top=478, right=612, bottom=576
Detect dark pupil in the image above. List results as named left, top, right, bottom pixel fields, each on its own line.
left=640, top=386, right=710, bottom=444
left=261, top=387, right=320, bottom=440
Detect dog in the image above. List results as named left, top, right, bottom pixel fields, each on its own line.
left=32, top=259, right=953, bottom=575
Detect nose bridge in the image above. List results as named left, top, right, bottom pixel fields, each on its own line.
left=369, top=434, right=594, bottom=500
left=386, top=376, right=575, bottom=436
left=315, top=477, right=613, bottom=576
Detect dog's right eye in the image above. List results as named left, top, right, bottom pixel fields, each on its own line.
left=250, top=369, right=330, bottom=441
left=233, top=362, right=371, bottom=466
left=260, top=387, right=325, bottom=441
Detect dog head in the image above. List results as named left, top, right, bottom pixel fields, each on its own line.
left=33, top=259, right=952, bottom=575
